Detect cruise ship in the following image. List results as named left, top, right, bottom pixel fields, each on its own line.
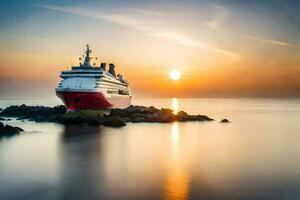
left=56, top=45, right=131, bottom=111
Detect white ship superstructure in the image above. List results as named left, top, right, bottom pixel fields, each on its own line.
left=56, top=45, right=131, bottom=111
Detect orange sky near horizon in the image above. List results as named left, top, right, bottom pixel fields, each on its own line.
left=1, top=50, right=300, bottom=98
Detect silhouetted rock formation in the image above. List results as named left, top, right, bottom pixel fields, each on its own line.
left=0, top=104, right=66, bottom=120
left=0, top=104, right=215, bottom=127
left=220, top=119, right=230, bottom=123
left=103, top=116, right=126, bottom=127
left=0, top=121, right=24, bottom=138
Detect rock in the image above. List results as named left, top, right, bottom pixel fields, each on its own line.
left=220, top=119, right=230, bottom=123
left=103, top=116, right=126, bottom=127
left=0, top=104, right=214, bottom=127
left=175, top=111, right=189, bottom=121
left=110, top=106, right=214, bottom=124
left=110, top=108, right=129, bottom=118
left=148, top=106, right=159, bottom=114
left=154, top=109, right=176, bottom=123
left=131, top=117, right=145, bottom=123
left=17, top=116, right=27, bottom=120
left=58, top=110, right=104, bottom=125
left=81, top=110, right=105, bottom=125
left=58, top=112, right=88, bottom=124
left=143, top=114, right=158, bottom=123
left=4, top=125, right=23, bottom=134
left=130, top=112, right=145, bottom=119
left=160, top=108, right=173, bottom=114
left=33, top=115, right=48, bottom=122
left=14, top=126, right=24, bottom=132
left=0, top=122, right=24, bottom=138
left=177, top=110, right=188, bottom=116
left=195, top=115, right=213, bottom=121
left=0, top=104, right=66, bottom=119
left=124, top=105, right=148, bottom=114
left=0, top=122, right=4, bottom=132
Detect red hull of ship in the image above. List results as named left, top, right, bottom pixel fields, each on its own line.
left=57, top=91, right=131, bottom=111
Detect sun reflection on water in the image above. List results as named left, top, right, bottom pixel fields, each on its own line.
left=164, top=122, right=190, bottom=200
left=171, top=122, right=179, bottom=146
left=172, top=98, right=179, bottom=115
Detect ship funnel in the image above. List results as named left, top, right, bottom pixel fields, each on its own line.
left=108, top=63, right=116, bottom=77
left=100, top=63, right=106, bottom=71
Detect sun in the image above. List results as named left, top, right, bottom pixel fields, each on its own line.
left=169, top=69, right=181, bottom=80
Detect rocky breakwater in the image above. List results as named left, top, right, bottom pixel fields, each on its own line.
left=0, top=104, right=214, bottom=128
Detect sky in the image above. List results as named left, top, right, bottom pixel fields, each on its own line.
left=0, top=0, right=300, bottom=98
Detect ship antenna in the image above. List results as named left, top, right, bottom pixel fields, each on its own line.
left=82, top=44, right=92, bottom=67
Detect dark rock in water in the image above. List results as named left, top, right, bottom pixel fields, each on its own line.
left=109, top=108, right=129, bottom=118
left=220, top=119, right=230, bottom=123
left=125, top=105, right=148, bottom=114
left=0, top=104, right=214, bottom=128
left=59, top=112, right=87, bottom=124
left=5, top=124, right=24, bottom=133
left=0, top=121, right=4, bottom=131
left=33, top=115, right=49, bottom=122
left=0, top=121, right=24, bottom=138
left=130, top=112, right=146, bottom=120
left=17, top=116, right=27, bottom=120
left=0, top=104, right=66, bottom=120
left=4, top=124, right=16, bottom=133
left=103, top=116, right=126, bottom=127
left=148, top=106, right=160, bottom=114
left=14, top=126, right=24, bottom=132
left=155, top=110, right=174, bottom=123
left=57, top=110, right=104, bottom=125
left=131, top=117, right=146, bottom=123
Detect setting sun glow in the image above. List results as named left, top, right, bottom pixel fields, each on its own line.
left=169, top=70, right=181, bottom=81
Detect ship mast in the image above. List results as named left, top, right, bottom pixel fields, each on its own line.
left=83, top=44, right=92, bottom=67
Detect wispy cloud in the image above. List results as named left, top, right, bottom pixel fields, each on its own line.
left=151, top=31, right=240, bottom=62
left=36, top=4, right=241, bottom=63
left=124, top=7, right=164, bottom=16
left=207, top=4, right=291, bottom=46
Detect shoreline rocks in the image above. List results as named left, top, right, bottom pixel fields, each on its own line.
left=0, top=121, right=24, bottom=138
left=0, top=104, right=215, bottom=127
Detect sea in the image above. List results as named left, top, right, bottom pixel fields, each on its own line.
left=1, top=97, right=300, bottom=200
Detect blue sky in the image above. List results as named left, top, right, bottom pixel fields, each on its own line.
left=0, top=0, right=300, bottom=97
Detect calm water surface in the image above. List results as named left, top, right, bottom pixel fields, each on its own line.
left=1, top=98, right=300, bottom=200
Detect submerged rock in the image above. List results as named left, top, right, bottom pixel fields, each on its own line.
left=220, top=119, right=230, bottom=123
left=0, top=121, right=24, bottom=138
